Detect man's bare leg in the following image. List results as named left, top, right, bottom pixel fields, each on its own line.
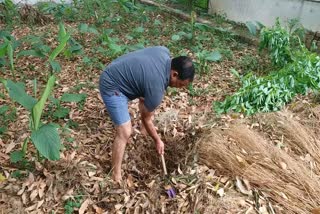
left=112, top=120, right=132, bottom=183
left=138, top=98, right=148, bottom=135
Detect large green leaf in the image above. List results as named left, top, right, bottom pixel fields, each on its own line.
left=6, top=80, right=37, bottom=111
left=17, top=50, right=45, bottom=58
left=245, top=21, right=265, bottom=36
left=49, top=33, right=70, bottom=61
left=61, top=93, right=87, bottom=103
left=31, top=124, right=60, bottom=161
left=245, top=21, right=258, bottom=36
left=205, top=51, right=222, bottom=62
left=32, top=75, right=55, bottom=130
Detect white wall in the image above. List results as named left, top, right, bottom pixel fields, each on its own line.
left=209, top=0, right=320, bottom=32
left=13, top=0, right=72, bottom=5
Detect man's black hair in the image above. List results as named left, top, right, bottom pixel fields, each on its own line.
left=171, top=56, right=195, bottom=81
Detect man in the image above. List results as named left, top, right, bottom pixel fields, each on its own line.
left=99, top=46, right=195, bottom=182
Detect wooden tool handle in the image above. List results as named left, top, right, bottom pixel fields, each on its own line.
left=161, top=154, right=168, bottom=175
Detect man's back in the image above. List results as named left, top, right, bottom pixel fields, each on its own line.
left=100, top=46, right=172, bottom=111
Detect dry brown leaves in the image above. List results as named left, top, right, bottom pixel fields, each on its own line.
left=0, top=17, right=265, bottom=213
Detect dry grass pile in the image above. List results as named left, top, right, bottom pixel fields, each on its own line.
left=199, top=119, right=320, bottom=213
left=262, top=111, right=320, bottom=168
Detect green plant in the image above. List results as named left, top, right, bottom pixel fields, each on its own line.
left=188, top=83, right=208, bottom=97
left=10, top=170, right=26, bottom=179
left=170, top=0, right=198, bottom=41
left=0, top=104, right=16, bottom=135
left=1, top=23, right=70, bottom=163
left=214, top=20, right=319, bottom=115
left=237, top=54, right=259, bottom=73
left=97, top=29, right=124, bottom=57
left=2, top=76, right=61, bottom=162
left=0, top=31, right=21, bottom=79
left=46, top=93, right=87, bottom=120
left=130, top=26, right=145, bottom=39
left=17, top=35, right=51, bottom=59
left=214, top=23, right=320, bottom=115
left=78, top=23, right=99, bottom=42
left=195, top=50, right=222, bottom=75
left=64, top=195, right=82, bottom=214
left=0, top=0, right=19, bottom=24
left=259, top=18, right=305, bottom=68
left=48, top=22, right=70, bottom=73
left=171, top=31, right=193, bottom=42
left=287, top=18, right=305, bottom=42
left=219, top=48, right=234, bottom=60
left=37, top=2, right=78, bottom=21
left=63, top=38, right=83, bottom=59
left=259, top=19, right=292, bottom=67
left=245, top=21, right=264, bottom=36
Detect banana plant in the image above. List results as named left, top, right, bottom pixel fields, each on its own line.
left=49, top=22, right=70, bottom=74
left=2, top=76, right=61, bottom=162
left=1, top=22, right=71, bottom=162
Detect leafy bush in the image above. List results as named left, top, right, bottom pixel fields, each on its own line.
left=214, top=20, right=320, bottom=115
left=0, top=0, right=19, bottom=24
left=259, top=18, right=305, bottom=68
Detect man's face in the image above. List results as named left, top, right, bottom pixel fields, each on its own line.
left=169, top=70, right=191, bottom=88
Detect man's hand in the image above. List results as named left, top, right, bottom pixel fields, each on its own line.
left=156, top=140, right=164, bottom=155
left=139, top=98, right=164, bottom=154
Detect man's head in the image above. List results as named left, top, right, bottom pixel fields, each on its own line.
left=169, top=56, right=195, bottom=88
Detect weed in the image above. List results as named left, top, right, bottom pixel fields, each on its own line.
left=64, top=195, right=82, bottom=214
left=237, top=54, right=259, bottom=73
left=18, top=35, right=51, bottom=58
left=219, top=48, right=234, bottom=60
left=45, top=93, right=87, bottom=120
left=0, top=105, right=16, bottom=135
left=0, top=30, right=21, bottom=79
left=167, top=87, right=178, bottom=96
left=10, top=170, right=26, bottom=179
left=195, top=50, right=222, bottom=75
left=188, top=83, right=208, bottom=97
left=37, top=2, right=78, bottom=21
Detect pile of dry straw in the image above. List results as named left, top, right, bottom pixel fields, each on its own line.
left=199, top=110, right=320, bottom=213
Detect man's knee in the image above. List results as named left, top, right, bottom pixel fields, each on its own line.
left=116, top=121, right=132, bottom=140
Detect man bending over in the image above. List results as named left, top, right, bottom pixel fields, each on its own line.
left=99, top=46, right=195, bottom=182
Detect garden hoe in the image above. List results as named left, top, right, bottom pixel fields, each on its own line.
left=161, top=154, right=176, bottom=198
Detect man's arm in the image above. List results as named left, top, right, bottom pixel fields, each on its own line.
left=139, top=98, right=164, bottom=154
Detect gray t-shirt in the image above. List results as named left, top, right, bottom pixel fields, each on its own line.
left=99, top=46, right=171, bottom=112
